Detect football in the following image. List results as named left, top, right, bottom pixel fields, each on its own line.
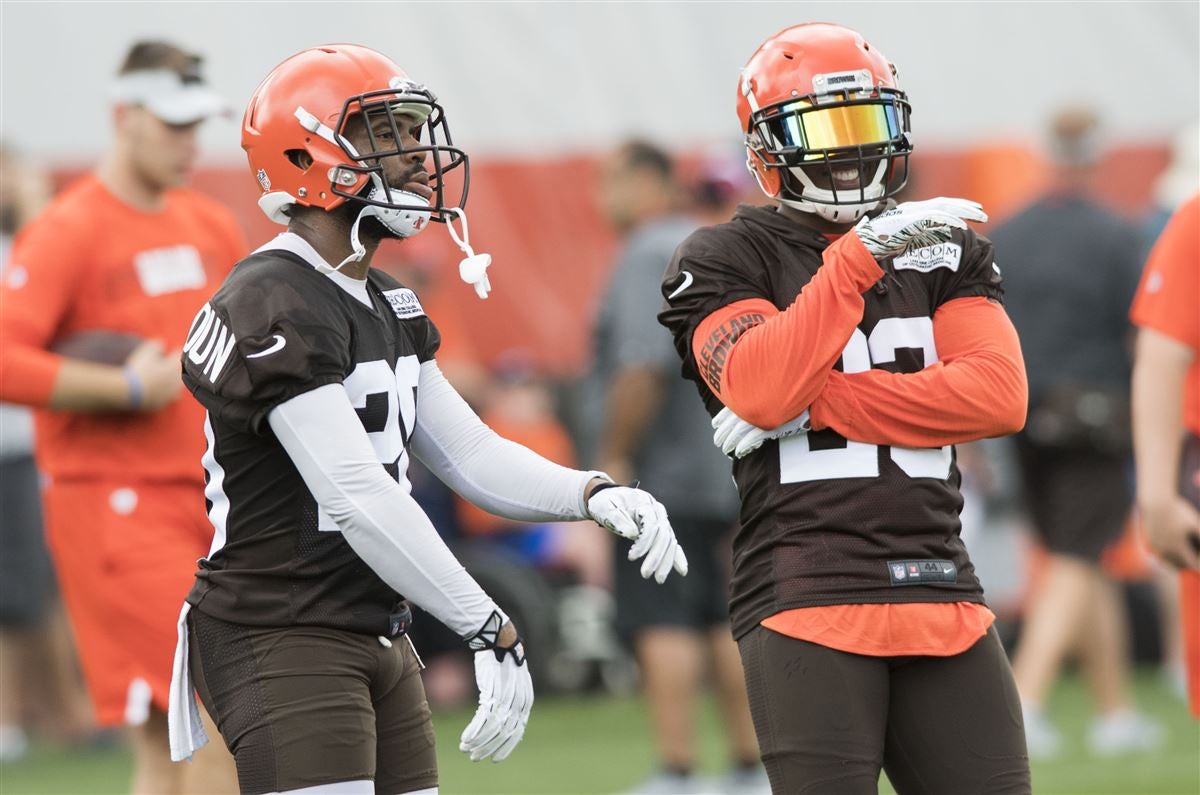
left=51, top=330, right=143, bottom=366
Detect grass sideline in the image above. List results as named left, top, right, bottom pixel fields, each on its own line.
left=1, top=672, right=1196, bottom=795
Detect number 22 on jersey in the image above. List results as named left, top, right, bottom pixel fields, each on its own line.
left=779, top=317, right=952, bottom=483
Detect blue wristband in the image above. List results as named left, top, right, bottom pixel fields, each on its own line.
left=123, top=366, right=143, bottom=409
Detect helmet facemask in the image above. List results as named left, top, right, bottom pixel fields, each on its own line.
left=748, top=84, right=912, bottom=222
left=329, top=81, right=469, bottom=234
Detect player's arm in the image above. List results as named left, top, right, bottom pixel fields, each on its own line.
left=411, top=361, right=687, bottom=584
left=0, top=218, right=179, bottom=412
left=691, top=232, right=883, bottom=429
left=597, top=367, right=666, bottom=485
left=1132, top=327, right=1200, bottom=569
left=268, top=383, right=531, bottom=762
left=808, top=296, right=1027, bottom=446
left=269, top=383, right=504, bottom=632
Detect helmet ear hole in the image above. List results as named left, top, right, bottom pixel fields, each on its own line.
left=284, top=149, right=313, bottom=170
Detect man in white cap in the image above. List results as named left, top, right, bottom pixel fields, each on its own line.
left=0, top=40, right=244, bottom=793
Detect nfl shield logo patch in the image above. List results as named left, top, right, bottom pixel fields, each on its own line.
left=892, top=563, right=906, bottom=580
left=256, top=169, right=271, bottom=191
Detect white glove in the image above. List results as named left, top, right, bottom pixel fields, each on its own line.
left=587, top=486, right=688, bottom=584
left=460, top=612, right=534, bottom=763
left=712, top=406, right=811, bottom=459
left=854, top=197, right=987, bottom=259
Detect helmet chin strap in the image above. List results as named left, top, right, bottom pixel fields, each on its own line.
left=445, top=208, right=493, bottom=299
left=318, top=174, right=434, bottom=275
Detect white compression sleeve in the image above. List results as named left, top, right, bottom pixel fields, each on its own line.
left=268, top=384, right=498, bottom=639
left=410, top=360, right=601, bottom=521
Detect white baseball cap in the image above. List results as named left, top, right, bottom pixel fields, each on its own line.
left=109, top=68, right=229, bottom=125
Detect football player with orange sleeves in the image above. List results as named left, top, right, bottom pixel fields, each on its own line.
left=0, top=42, right=244, bottom=793
left=164, top=44, right=686, bottom=795
left=1130, top=193, right=1200, bottom=717
left=658, top=24, right=1032, bottom=793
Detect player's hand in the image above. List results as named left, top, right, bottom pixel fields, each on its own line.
left=712, top=406, right=811, bottom=459
left=854, top=197, right=987, bottom=259
left=1139, top=496, right=1200, bottom=571
left=587, top=485, right=688, bottom=583
left=461, top=616, right=533, bottom=762
left=124, top=340, right=184, bottom=411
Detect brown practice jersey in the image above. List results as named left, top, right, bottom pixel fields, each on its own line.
left=181, top=249, right=440, bottom=636
left=658, top=204, right=1004, bottom=639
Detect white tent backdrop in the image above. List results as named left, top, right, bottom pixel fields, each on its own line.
left=2, top=1, right=1197, bottom=163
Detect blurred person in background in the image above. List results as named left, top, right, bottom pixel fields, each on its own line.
left=0, top=42, right=244, bottom=792
left=589, top=140, right=762, bottom=794
left=0, top=143, right=93, bottom=761
left=1138, top=123, right=1199, bottom=699
left=991, top=108, right=1162, bottom=757
left=661, top=23, right=1031, bottom=793
left=1130, top=193, right=1200, bottom=718
left=690, top=145, right=761, bottom=227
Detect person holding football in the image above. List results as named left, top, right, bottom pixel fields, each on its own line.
left=166, top=44, right=686, bottom=795
left=658, top=23, right=1031, bottom=794
left=0, top=41, right=243, bottom=793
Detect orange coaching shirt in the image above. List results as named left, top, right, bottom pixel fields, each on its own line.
left=1130, top=193, right=1200, bottom=717
left=0, top=174, right=246, bottom=483
left=1131, top=194, right=1200, bottom=437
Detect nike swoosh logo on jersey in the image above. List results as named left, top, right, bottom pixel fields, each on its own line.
left=246, top=335, right=286, bottom=359
left=667, top=270, right=694, bottom=300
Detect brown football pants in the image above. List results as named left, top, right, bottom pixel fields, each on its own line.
left=738, top=624, right=1031, bottom=794
left=188, top=609, right=437, bottom=795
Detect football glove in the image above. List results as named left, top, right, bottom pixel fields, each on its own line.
left=587, top=485, right=688, bottom=584
left=712, top=406, right=811, bottom=459
left=854, top=197, right=987, bottom=260
left=460, top=611, right=533, bottom=763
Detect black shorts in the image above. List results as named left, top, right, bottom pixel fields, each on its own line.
left=614, top=516, right=732, bottom=641
left=0, top=455, right=55, bottom=626
left=737, top=625, right=1030, bottom=795
left=188, top=610, right=437, bottom=795
left=1014, top=434, right=1131, bottom=562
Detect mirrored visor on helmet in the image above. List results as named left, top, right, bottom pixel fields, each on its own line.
left=770, top=101, right=901, bottom=160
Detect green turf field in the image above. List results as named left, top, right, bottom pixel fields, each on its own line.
left=2, top=672, right=1196, bottom=794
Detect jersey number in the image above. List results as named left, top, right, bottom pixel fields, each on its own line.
left=319, top=356, right=420, bottom=532
left=778, top=317, right=951, bottom=483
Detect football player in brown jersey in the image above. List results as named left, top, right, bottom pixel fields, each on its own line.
left=659, top=23, right=1032, bottom=794
left=165, top=44, right=687, bottom=795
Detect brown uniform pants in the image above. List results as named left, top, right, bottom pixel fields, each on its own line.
left=738, top=625, right=1031, bottom=795
left=188, top=609, right=437, bottom=794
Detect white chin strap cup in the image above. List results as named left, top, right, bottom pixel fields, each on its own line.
left=446, top=208, right=493, bottom=300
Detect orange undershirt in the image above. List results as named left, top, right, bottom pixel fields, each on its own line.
left=692, top=243, right=1025, bottom=656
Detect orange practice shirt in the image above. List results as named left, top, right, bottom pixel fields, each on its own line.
left=1130, top=194, right=1200, bottom=437
left=0, top=175, right=246, bottom=483
left=1129, top=194, right=1200, bottom=716
left=693, top=234, right=1023, bottom=657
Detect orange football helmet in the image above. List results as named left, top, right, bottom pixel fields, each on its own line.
left=242, top=44, right=467, bottom=233
left=737, top=23, right=911, bottom=222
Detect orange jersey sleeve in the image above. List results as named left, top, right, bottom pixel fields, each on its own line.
left=808, top=296, right=1027, bottom=447
left=0, top=208, right=92, bottom=405
left=691, top=232, right=883, bottom=428
left=1130, top=195, right=1200, bottom=435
